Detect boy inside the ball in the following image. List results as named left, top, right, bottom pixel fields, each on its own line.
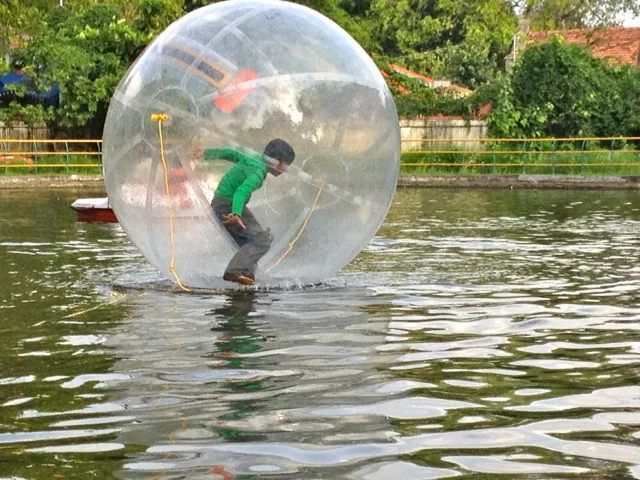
left=188, top=139, right=295, bottom=286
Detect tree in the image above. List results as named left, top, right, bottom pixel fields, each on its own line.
left=182, top=0, right=380, bottom=52
left=2, top=1, right=182, bottom=133
left=0, top=0, right=46, bottom=60
left=514, top=0, right=640, bottom=29
left=370, top=0, right=517, bottom=88
left=133, top=0, right=184, bottom=34
left=184, top=0, right=213, bottom=13
left=488, top=37, right=636, bottom=138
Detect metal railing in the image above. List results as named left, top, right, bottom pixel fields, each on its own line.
left=1, top=137, right=640, bottom=175
left=401, top=137, right=640, bottom=175
left=0, top=139, right=102, bottom=175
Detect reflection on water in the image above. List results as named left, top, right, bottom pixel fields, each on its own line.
left=1, top=188, right=640, bottom=478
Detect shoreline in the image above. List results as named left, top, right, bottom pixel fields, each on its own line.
left=2, top=174, right=640, bottom=191
left=0, top=175, right=107, bottom=190
left=398, top=174, right=640, bottom=189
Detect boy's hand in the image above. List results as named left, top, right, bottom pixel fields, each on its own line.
left=222, top=213, right=246, bottom=229
left=188, top=147, right=205, bottom=159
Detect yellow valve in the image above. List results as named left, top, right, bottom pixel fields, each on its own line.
left=151, top=113, right=170, bottom=122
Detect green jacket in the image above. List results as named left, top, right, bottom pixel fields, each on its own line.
left=204, top=147, right=267, bottom=215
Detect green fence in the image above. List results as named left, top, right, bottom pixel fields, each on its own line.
left=2, top=137, right=640, bottom=176
left=401, top=137, right=640, bottom=175
left=0, top=139, right=102, bottom=175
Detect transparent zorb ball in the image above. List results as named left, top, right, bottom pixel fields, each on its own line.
left=102, top=0, right=400, bottom=288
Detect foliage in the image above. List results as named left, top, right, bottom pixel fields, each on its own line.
left=133, top=0, right=184, bottom=34
left=488, top=37, right=640, bottom=138
left=436, top=45, right=502, bottom=90
left=386, top=73, right=475, bottom=118
left=183, top=0, right=210, bottom=13
left=1, top=1, right=179, bottom=134
left=1, top=0, right=383, bottom=132
left=400, top=149, right=640, bottom=175
left=0, top=0, right=47, bottom=53
left=377, top=57, right=499, bottom=119
left=293, top=0, right=381, bottom=52
left=1, top=0, right=639, bottom=139
left=0, top=56, right=8, bottom=77
left=182, top=0, right=380, bottom=52
left=370, top=0, right=517, bottom=88
left=517, top=0, right=640, bottom=29
left=609, top=66, right=640, bottom=137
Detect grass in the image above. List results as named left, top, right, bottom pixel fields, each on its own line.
left=400, top=149, right=640, bottom=176
left=2, top=149, right=640, bottom=177
left=0, top=154, right=102, bottom=175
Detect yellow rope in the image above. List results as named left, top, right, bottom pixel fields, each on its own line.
left=266, top=186, right=323, bottom=273
left=153, top=113, right=191, bottom=292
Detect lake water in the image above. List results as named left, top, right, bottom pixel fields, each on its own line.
left=1, top=187, right=640, bottom=479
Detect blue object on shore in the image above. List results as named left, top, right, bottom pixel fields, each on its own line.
left=0, top=70, right=59, bottom=107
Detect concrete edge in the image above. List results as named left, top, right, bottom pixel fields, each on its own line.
left=398, top=174, right=640, bottom=189
left=2, top=174, right=640, bottom=190
left=0, top=175, right=106, bottom=190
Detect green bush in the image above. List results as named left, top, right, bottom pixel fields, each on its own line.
left=401, top=150, right=640, bottom=175
left=1, top=2, right=173, bottom=136
left=489, top=37, right=640, bottom=140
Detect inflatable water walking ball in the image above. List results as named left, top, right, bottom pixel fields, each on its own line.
left=102, top=0, right=400, bottom=289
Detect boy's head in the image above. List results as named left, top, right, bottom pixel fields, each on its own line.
left=264, top=139, right=294, bottom=176
left=11, top=59, right=25, bottom=71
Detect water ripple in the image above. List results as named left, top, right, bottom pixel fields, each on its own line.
left=3, top=188, right=640, bottom=478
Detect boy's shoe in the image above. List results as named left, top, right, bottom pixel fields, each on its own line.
left=223, top=272, right=255, bottom=286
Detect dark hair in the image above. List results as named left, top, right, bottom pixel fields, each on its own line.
left=264, top=139, right=295, bottom=165
left=11, top=59, right=25, bottom=70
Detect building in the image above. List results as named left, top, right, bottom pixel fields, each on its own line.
left=386, top=63, right=473, bottom=97
left=527, top=27, right=640, bottom=66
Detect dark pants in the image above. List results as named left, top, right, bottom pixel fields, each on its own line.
left=212, top=196, right=272, bottom=278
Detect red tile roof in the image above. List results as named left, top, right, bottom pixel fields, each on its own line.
left=528, top=27, right=640, bottom=66
left=387, top=63, right=473, bottom=96
left=381, top=70, right=411, bottom=94
left=388, top=63, right=438, bottom=85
